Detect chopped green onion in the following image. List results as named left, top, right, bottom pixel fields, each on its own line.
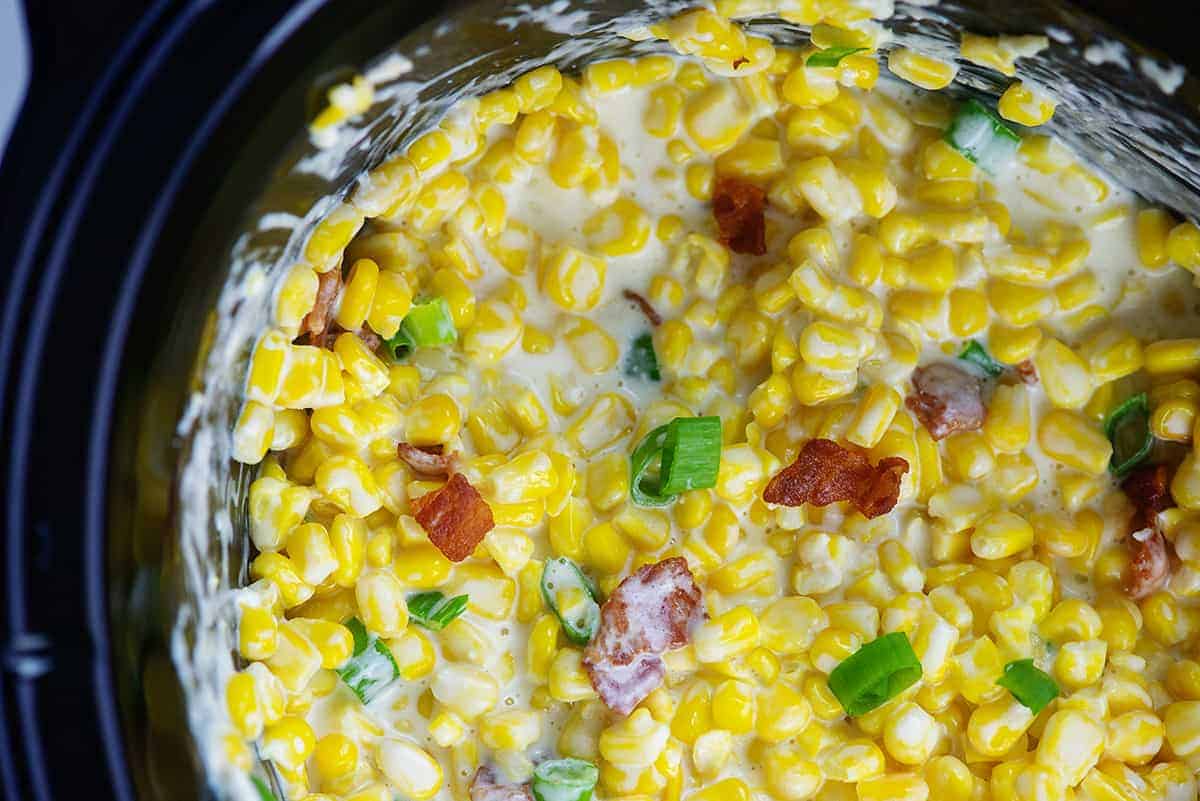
left=407, top=591, right=469, bottom=631
left=945, top=98, right=1021, bottom=175
left=629, top=416, right=723, bottom=506
left=806, top=46, right=867, bottom=68
left=531, top=758, right=600, bottom=801
left=996, top=659, right=1059, bottom=714
left=386, top=297, right=457, bottom=359
left=827, top=632, right=923, bottom=716
left=624, top=332, right=661, bottom=381
left=1105, top=393, right=1153, bottom=478
left=958, top=339, right=1006, bottom=377
left=541, top=557, right=601, bottom=645
left=334, top=617, right=399, bottom=704
left=251, top=776, right=277, bottom=801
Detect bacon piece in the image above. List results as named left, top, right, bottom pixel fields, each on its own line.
left=299, top=268, right=342, bottom=345
left=583, top=557, right=704, bottom=715
left=1015, top=360, right=1038, bottom=385
left=357, top=325, right=383, bottom=352
left=411, top=473, right=494, bottom=562
left=1121, top=464, right=1176, bottom=599
left=762, top=438, right=909, bottom=519
left=712, top=176, right=767, bottom=256
left=469, top=767, right=532, bottom=801
left=397, top=443, right=454, bottom=477
left=1127, top=526, right=1172, bottom=600
left=623, top=289, right=662, bottom=326
left=906, top=362, right=986, bottom=440
left=732, top=56, right=749, bottom=70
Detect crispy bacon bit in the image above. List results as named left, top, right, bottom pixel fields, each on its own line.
left=1121, top=464, right=1176, bottom=599
left=732, top=56, right=750, bottom=69
left=357, top=326, right=383, bottom=352
left=762, top=438, right=909, bottom=519
left=1015, top=360, right=1039, bottom=385
left=469, top=767, right=532, bottom=801
left=712, top=176, right=767, bottom=256
left=299, top=268, right=342, bottom=345
left=583, top=557, right=704, bottom=715
left=397, top=443, right=454, bottom=477
left=411, top=473, right=494, bottom=562
left=906, top=362, right=986, bottom=440
left=623, top=289, right=663, bottom=326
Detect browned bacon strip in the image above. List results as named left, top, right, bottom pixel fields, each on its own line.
left=762, top=438, right=908, bottom=519
left=583, top=557, right=704, bottom=715
left=411, top=473, right=494, bottom=562
left=397, top=443, right=454, bottom=477
left=906, top=362, right=986, bottom=440
left=1015, top=360, right=1038, bottom=385
left=469, top=767, right=532, bottom=801
left=1121, top=464, right=1176, bottom=599
left=623, top=289, right=662, bottom=326
left=712, top=176, right=767, bottom=256
left=299, top=268, right=341, bottom=345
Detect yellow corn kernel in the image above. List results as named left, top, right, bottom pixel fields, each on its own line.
left=1054, top=639, right=1107, bottom=690
left=563, top=316, right=619, bottom=374
left=1163, top=700, right=1200, bottom=756
left=1166, top=221, right=1200, bottom=270
left=541, top=245, right=607, bottom=312
left=979, top=383, right=1030, bottom=453
left=512, top=64, right=563, bottom=112
left=1145, top=337, right=1200, bottom=375
left=847, top=384, right=901, bottom=449
left=1037, top=409, right=1112, bottom=475
left=888, top=48, right=958, bottom=89
left=716, top=136, right=784, bottom=180
left=1136, top=208, right=1174, bottom=269
left=857, top=774, right=930, bottom=801
left=711, top=679, right=756, bottom=734
left=1082, top=326, right=1144, bottom=384
left=1033, top=338, right=1093, bottom=409
left=986, top=324, right=1040, bottom=366
left=763, top=748, right=821, bottom=801
left=262, top=715, right=316, bottom=772
left=613, top=506, right=671, bottom=552
left=684, top=82, right=752, bottom=154
left=782, top=62, right=839, bottom=108
left=694, top=606, right=759, bottom=663
left=685, top=162, right=713, bottom=201
left=353, top=569, right=408, bottom=638
left=1152, top=397, right=1196, bottom=442
left=967, top=696, right=1035, bottom=758
left=946, top=288, right=988, bottom=337
left=226, top=669, right=264, bottom=739
left=748, top=373, right=793, bottom=429
left=989, top=279, right=1055, bottom=327
left=305, top=203, right=364, bottom=272
left=785, top=107, right=853, bottom=152
left=405, top=393, right=461, bottom=446
left=585, top=197, right=651, bottom=257
left=1036, top=709, right=1105, bottom=787
left=998, top=81, right=1057, bottom=126
left=480, top=709, right=542, bottom=752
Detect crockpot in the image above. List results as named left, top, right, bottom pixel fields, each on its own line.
left=2, top=1, right=1200, bottom=799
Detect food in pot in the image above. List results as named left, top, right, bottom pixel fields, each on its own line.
left=220, top=3, right=1200, bottom=800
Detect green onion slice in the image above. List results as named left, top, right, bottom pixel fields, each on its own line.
left=407, top=591, right=469, bottom=631
left=1105, top=393, right=1153, bottom=478
left=251, top=776, right=277, bottom=801
left=958, top=339, right=1006, bottom=377
left=827, top=632, right=923, bottom=716
left=541, top=558, right=601, bottom=645
left=629, top=416, right=722, bottom=506
left=531, top=758, right=600, bottom=801
left=386, top=297, right=457, bottom=359
left=624, top=332, right=661, bottom=381
left=806, top=46, right=868, bottom=68
left=945, top=98, right=1021, bottom=175
left=996, top=659, right=1059, bottom=715
left=334, top=617, right=399, bottom=704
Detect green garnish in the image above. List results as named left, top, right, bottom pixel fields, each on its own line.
left=945, top=98, right=1021, bottom=174
left=629, top=416, right=722, bottom=507
left=827, top=632, right=923, bottom=716
left=334, top=617, right=400, bottom=704
left=251, top=776, right=277, bottom=801
left=1105, top=393, right=1153, bottom=478
left=806, top=46, right=868, bottom=68
left=407, top=591, right=470, bottom=631
left=531, top=758, right=600, bottom=801
left=624, top=332, right=661, bottom=381
left=386, top=297, right=457, bottom=359
left=958, top=339, right=1006, bottom=377
left=541, top=558, right=601, bottom=645
left=996, top=659, right=1059, bottom=715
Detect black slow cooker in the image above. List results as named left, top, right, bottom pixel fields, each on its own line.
left=2, top=1, right=1200, bottom=799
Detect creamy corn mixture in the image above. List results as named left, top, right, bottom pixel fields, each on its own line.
left=222, top=4, right=1200, bottom=801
